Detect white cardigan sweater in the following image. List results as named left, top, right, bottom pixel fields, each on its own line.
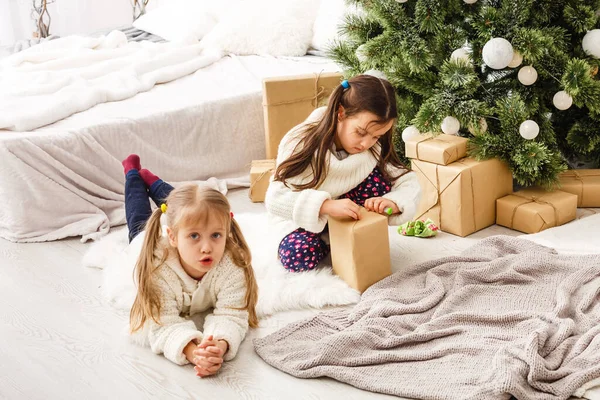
left=265, top=107, right=422, bottom=245
left=130, top=235, right=250, bottom=365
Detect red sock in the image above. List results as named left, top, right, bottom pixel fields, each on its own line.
left=139, top=169, right=160, bottom=186
left=122, top=154, right=141, bottom=174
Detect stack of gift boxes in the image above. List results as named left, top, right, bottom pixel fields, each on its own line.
left=406, top=134, right=600, bottom=236
left=405, top=134, right=513, bottom=236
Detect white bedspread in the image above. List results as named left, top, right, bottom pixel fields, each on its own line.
left=0, top=47, right=338, bottom=242
left=0, top=31, right=224, bottom=131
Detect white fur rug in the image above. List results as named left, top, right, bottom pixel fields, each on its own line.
left=82, top=212, right=360, bottom=317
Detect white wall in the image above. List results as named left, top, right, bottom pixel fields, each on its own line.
left=1, top=0, right=133, bottom=45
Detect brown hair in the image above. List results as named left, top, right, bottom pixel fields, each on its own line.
left=130, top=185, right=259, bottom=332
left=274, top=74, right=408, bottom=190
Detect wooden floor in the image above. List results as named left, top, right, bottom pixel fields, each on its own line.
left=1, top=189, right=597, bottom=400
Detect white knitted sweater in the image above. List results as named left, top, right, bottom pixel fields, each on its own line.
left=265, top=107, right=422, bottom=245
left=130, top=235, right=249, bottom=365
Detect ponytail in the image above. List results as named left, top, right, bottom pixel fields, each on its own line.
left=227, top=219, right=259, bottom=328
left=129, top=208, right=168, bottom=333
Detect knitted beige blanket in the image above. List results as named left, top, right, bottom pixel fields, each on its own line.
left=254, top=236, right=600, bottom=400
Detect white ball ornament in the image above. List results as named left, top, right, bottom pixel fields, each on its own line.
left=463, top=0, right=477, bottom=3
left=355, top=44, right=368, bottom=63
left=395, top=0, right=408, bottom=3
left=441, top=116, right=460, bottom=135
left=482, top=38, right=514, bottom=69
left=508, top=51, right=523, bottom=68
left=518, top=66, right=538, bottom=85
left=519, top=120, right=539, bottom=140
left=450, top=48, right=471, bottom=64
left=401, top=125, right=421, bottom=142
left=553, top=91, right=573, bottom=111
left=582, top=30, right=600, bottom=58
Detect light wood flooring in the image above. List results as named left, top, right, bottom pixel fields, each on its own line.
left=1, top=189, right=597, bottom=400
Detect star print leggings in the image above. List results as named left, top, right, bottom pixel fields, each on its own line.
left=278, top=167, right=392, bottom=272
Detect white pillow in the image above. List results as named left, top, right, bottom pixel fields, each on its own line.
left=200, top=0, right=320, bottom=57
left=133, top=0, right=217, bottom=42
left=311, top=0, right=363, bottom=52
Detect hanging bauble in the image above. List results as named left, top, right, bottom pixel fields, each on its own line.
left=468, top=118, right=488, bottom=135
left=364, top=69, right=388, bottom=80
left=463, top=0, right=477, bottom=3
left=450, top=48, right=471, bottom=64
left=519, top=120, right=539, bottom=140
left=507, top=51, right=523, bottom=68
left=355, top=44, right=368, bottom=63
left=518, top=66, right=538, bottom=85
left=441, top=116, right=460, bottom=135
left=553, top=91, right=573, bottom=110
left=582, top=30, right=600, bottom=58
left=395, top=0, right=408, bottom=3
left=401, top=125, right=421, bottom=142
left=482, top=38, right=514, bottom=69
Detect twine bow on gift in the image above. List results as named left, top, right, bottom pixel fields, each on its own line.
left=412, top=159, right=478, bottom=234
left=508, top=194, right=560, bottom=231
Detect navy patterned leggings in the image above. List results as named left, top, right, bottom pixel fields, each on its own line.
left=125, top=170, right=174, bottom=242
left=278, top=167, right=392, bottom=272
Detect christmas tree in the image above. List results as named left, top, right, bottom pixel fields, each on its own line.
left=329, top=0, right=600, bottom=188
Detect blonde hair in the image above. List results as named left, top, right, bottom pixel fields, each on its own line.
left=129, top=185, right=259, bottom=332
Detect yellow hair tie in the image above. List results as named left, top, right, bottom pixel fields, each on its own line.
left=160, top=204, right=168, bottom=213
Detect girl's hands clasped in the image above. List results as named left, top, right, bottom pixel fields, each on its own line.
left=320, top=199, right=361, bottom=220
left=364, top=197, right=399, bottom=215
left=193, top=335, right=229, bottom=377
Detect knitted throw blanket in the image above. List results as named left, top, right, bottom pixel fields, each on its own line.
left=254, top=236, right=600, bottom=400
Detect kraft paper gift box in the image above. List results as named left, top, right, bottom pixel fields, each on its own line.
left=327, top=208, right=392, bottom=293
left=262, top=71, right=343, bottom=159
left=558, top=169, right=600, bottom=207
left=412, top=157, right=513, bottom=237
left=405, top=134, right=468, bottom=165
left=496, top=188, right=578, bottom=234
left=249, top=160, right=275, bottom=203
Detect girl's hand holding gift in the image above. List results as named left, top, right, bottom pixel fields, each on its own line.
left=364, top=197, right=399, bottom=215
left=320, top=198, right=362, bottom=220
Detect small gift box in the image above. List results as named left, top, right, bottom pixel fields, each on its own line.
left=328, top=208, right=392, bottom=293
left=558, top=169, right=600, bottom=207
left=249, top=159, right=275, bottom=203
left=496, top=188, right=578, bottom=234
left=405, top=133, right=468, bottom=165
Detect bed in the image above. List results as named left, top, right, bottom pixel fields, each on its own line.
left=0, top=31, right=339, bottom=243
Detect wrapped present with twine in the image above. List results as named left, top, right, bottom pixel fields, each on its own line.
left=412, top=157, right=513, bottom=237
left=262, top=71, right=342, bottom=159
left=496, top=188, right=578, bottom=234
left=328, top=208, right=392, bottom=293
left=558, top=169, right=600, bottom=207
left=405, top=134, right=468, bottom=165
left=249, top=159, right=275, bottom=203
